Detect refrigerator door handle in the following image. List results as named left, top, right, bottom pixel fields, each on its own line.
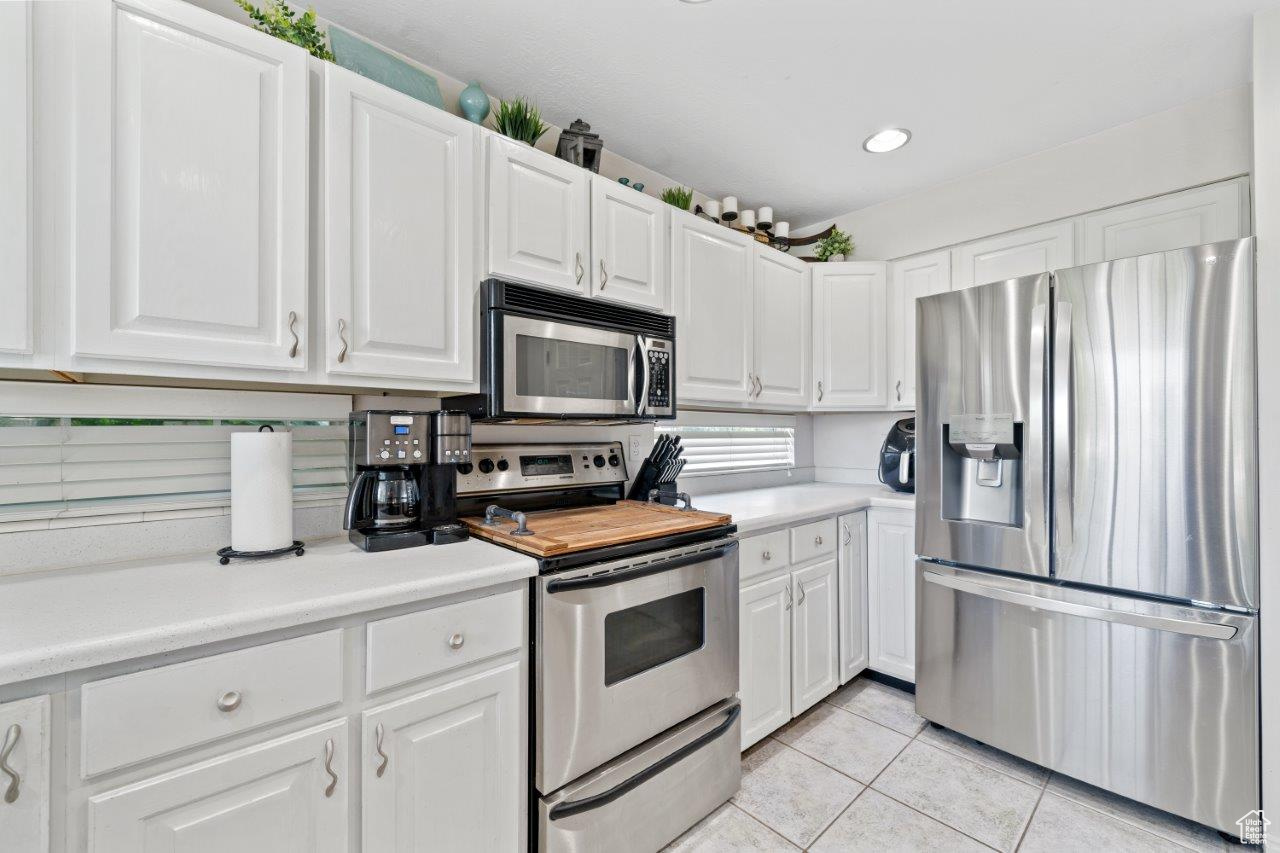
left=1053, top=300, right=1074, bottom=550
left=920, top=569, right=1238, bottom=640
left=1026, top=302, right=1048, bottom=569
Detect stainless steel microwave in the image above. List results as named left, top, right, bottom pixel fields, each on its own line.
left=455, top=279, right=676, bottom=422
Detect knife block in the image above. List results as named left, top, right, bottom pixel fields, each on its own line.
left=626, top=459, right=680, bottom=504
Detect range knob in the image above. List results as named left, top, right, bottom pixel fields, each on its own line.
left=608, top=454, right=621, bottom=467
left=496, top=459, right=509, bottom=471
left=457, top=462, right=473, bottom=475
left=379, top=449, right=391, bottom=460
left=593, top=455, right=606, bottom=468
left=478, top=458, right=495, bottom=474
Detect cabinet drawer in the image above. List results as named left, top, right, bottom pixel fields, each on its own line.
left=791, top=519, right=837, bottom=564
left=81, top=630, right=343, bottom=777
left=366, top=590, right=523, bottom=693
left=739, top=530, right=790, bottom=583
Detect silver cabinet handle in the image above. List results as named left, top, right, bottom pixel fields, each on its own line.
left=762, top=549, right=772, bottom=562
left=842, top=522, right=851, bottom=545
left=323, top=737, right=338, bottom=798
left=817, top=380, right=824, bottom=402
left=575, top=251, right=584, bottom=285
left=797, top=582, right=806, bottom=606
left=753, top=374, right=762, bottom=398
left=747, top=373, right=755, bottom=399
left=374, top=723, right=389, bottom=778
left=287, top=310, right=300, bottom=358
left=448, top=632, right=465, bottom=650
left=896, top=379, right=902, bottom=402
left=1, top=724, right=20, bottom=804
left=784, top=585, right=792, bottom=610
left=336, top=318, right=349, bottom=364
left=599, top=259, right=609, bottom=289
left=216, top=690, right=242, bottom=712
left=815, top=535, right=823, bottom=546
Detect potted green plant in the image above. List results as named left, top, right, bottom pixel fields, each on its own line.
left=814, top=228, right=854, bottom=262
left=660, top=187, right=694, bottom=211
left=234, top=0, right=334, bottom=60
left=493, top=98, right=550, bottom=146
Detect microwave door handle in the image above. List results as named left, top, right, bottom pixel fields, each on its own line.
left=635, top=335, right=650, bottom=417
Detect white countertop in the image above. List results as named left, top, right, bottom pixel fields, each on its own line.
left=0, top=537, right=537, bottom=686
left=694, top=483, right=914, bottom=534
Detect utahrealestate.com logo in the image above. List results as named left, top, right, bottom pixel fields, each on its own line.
left=1237, top=810, right=1270, bottom=845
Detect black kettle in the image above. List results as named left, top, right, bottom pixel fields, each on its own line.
left=878, top=417, right=915, bottom=493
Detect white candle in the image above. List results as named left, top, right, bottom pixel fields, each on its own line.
left=740, top=209, right=756, bottom=230
left=721, top=196, right=739, bottom=221
left=758, top=207, right=774, bottom=228
left=703, top=199, right=721, bottom=219
left=774, top=221, right=790, bottom=239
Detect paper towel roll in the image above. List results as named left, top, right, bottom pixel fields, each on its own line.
left=230, top=428, right=294, bottom=552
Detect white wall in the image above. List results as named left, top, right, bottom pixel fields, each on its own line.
left=811, top=412, right=906, bottom=485
left=798, top=86, right=1252, bottom=262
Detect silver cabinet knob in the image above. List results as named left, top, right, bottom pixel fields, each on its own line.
left=815, top=535, right=823, bottom=546
left=216, top=690, right=242, bottom=712
left=447, top=633, right=465, bottom=650
left=762, top=550, right=772, bottom=562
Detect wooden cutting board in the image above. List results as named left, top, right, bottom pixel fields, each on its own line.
left=461, top=500, right=732, bottom=557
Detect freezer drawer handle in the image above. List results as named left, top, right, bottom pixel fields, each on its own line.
left=921, top=570, right=1238, bottom=640
left=545, top=543, right=738, bottom=593
left=547, top=702, right=741, bottom=821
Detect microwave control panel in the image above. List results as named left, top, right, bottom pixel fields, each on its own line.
left=646, top=339, right=674, bottom=415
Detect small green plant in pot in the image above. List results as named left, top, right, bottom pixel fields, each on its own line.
left=493, top=98, right=550, bottom=146
left=234, top=0, right=334, bottom=61
left=661, top=187, right=694, bottom=211
left=815, top=228, right=854, bottom=262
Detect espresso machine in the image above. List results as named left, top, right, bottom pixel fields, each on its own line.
left=343, top=410, right=472, bottom=551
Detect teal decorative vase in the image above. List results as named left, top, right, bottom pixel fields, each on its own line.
left=458, top=81, right=490, bottom=125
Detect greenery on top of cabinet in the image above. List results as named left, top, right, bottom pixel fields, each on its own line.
left=493, top=97, right=550, bottom=146
left=234, top=0, right=334, bottom=61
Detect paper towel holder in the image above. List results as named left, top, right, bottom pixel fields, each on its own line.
left=218, top=425, right=304, bottom=565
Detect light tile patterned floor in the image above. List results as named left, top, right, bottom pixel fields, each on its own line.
left=667, top=677, right=1235, bottom=852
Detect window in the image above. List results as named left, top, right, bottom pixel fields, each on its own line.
left=655, top=422, right=795, bottom=476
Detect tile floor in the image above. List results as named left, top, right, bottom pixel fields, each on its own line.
left=667, top=677, right=1236, bottom=852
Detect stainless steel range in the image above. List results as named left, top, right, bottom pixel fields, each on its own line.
left=455, top=442, right=741, bottom=853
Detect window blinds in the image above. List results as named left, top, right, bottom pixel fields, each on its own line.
left=654, top=424, right=795, bottom=476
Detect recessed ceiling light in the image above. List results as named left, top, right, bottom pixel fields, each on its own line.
left=862, top=128, right=911, bottom=153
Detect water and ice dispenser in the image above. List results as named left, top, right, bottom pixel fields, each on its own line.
left=940, top=414, right=1023, bottom=527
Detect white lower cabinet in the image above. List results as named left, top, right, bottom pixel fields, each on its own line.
left=790, top=558, right=839, bottom=715
left=0, top=695, right=51, bottom=852
left=738, top=574, right=792, bottom=750
left=88, top=719, right=349, bottom=853
left=837, top=512, right=869, bottom=684
left=362, top=661, right=521, bottom=852
left=868, top=508, right=917, bottom=683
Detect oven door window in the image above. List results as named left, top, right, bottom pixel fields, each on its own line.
left=516, top=335, right=629, bottom=401
left=604, top=588, right=705, bottom=686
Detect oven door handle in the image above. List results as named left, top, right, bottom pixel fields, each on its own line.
left=544, top=543, right=738, bottom=594
left=547, top=702, right=741, bottom=821
left=635, top=335, right=650, bottom=418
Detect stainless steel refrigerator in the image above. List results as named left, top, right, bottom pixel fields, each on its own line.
left=914, top=238, right=1259, bottom=836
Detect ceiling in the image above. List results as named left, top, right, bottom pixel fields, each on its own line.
left=314, top=0, right=1278, bottom=227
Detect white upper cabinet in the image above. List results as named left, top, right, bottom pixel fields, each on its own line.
left=672, top=210, right=756, bottom=404
left=790, top=557, right=839, bottom=716
left=323, top=64, right=476, bottom=385
left=486, top=135, right=590, bottom=295
left=71, top=0, right=309, bottom=371
left=362, top=662, right=521, bottom=852
left=811, top=262, right=887, bottom=409
left=753, top=249, right=810, bottom=408
left=0, top=696, right=51, bottom=853
left=0, top=2, right=33, bottom=361
left=952, top=220, right=1074, bottom=290
left=889, top=250, right=950, bottom=410
left=1079, top=179, right=1248, bottom=264
left=590, top=175, right=667, bottom=310
left=89, top=720, right=349, bottom=853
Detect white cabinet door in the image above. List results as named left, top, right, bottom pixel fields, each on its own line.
left=790, top=558, right=839, bottom=715
left=486, top=136, right=589, bottom=295
left=837, top=512, right=868, bottom=685
left=0, top=2, right=33, bottom=360
left=753, top=248, right=810, bottom=408
left=889, top=250, right=950, bottom=409
left=72, top=0, right=309, bottom=371
left=738, top=574, right=791, bottom=750
left=590, top=175, right=667, bottom=310
left=0, top=695, right=50, bottom=852
left=1079, top=179, right=1248, bottom=264
left=952, top=220, right=1074, bottom=290
left=811, top=262, right=887, bottom=409
left=868, top=509, right=916, bottom=683
left=323, top=64, right=475, bottom=385
left=89, top=719, right=348, bottom=853
left=672, top=210, right=756, bottom=405
left=362, top=662, right=521, bottom=852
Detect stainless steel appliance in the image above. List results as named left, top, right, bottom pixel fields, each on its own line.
left=343, top=410, right=473, bottom=550
left=455, top=443, right=739, bottom=852
left=456, top=279, right=676, bottom=422
left=914, top=239, right=1259, bottom=836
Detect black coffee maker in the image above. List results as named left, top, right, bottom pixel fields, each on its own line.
left=343, top=410, right=472, bottom=551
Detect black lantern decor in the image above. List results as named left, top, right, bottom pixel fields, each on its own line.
left=555, top=119, right=603, bottom=173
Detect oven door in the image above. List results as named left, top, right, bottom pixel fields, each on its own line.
left=501, top=314, right=640, bottom=418
left=536, top=539, right=739, bottom=795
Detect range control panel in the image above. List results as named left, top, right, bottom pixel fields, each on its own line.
left=457, top=442, right=628, bottom=495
